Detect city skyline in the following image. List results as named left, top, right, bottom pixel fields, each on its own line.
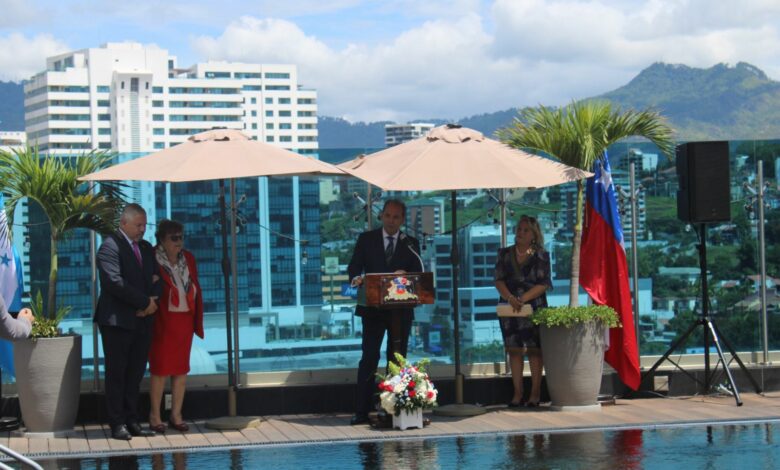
left=2, top=0, right=780, bottom=122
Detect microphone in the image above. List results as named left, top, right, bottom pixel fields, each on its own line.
left=399, top=233, right=424, bottom=272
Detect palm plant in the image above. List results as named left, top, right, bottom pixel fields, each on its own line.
left=498, top=100, right=675, bottom=306
left=0, top=146, right=125, bottom=325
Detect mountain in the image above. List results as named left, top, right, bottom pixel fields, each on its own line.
left=596, top=62, right=780, bottom=140
left=0, top=81, right=24, bottom=131
left=2, top=63, right=779, bottom=143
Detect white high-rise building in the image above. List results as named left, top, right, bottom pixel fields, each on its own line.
left=22, top=42, right=323, bottom=319
left=385, top=122, right=434, bottom=147
left=24, top=42, right=317, bottom=154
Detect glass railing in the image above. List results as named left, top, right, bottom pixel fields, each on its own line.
left=3, top=140, right=778, bottom=385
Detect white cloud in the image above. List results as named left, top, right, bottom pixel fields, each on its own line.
left=0, top=33, right=69, bottom=81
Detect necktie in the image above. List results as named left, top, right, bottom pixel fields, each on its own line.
left=132, top=241, right=143, bottom=266
left=385, top=236, right=395, bottom=265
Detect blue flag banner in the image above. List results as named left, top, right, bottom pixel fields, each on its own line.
left=1, top=193, right=24, bottom=378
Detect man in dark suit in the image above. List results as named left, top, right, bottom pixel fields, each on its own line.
left=348, top=199, right=423, bottom=425
left=95, top=203, right=160, bottom=440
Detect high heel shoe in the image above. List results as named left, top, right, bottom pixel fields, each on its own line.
left=149, top=422, right=167, bottom=433
left=168, top=420, right=189, bottom=432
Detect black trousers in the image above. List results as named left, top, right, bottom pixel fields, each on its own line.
left=99, top=322, right=152, bottom=428
left=355, top=309, right=413, bottom=414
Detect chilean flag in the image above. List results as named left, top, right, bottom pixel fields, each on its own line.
left=579, top=151, right=641, bottom=390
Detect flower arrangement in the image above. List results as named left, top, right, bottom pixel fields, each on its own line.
left=378, top=353, right=438, bottom=416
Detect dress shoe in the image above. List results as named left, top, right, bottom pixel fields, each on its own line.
left=126, top=421, right=156, bottom=437
left=111, top=424, right=132, bottom=441
left=168, top=420, right=189, bottom=432
left=350, top=412, right=370, bottom=425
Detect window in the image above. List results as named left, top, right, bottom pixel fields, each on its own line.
left=279, top=123, right=291, bottom=130
left=98, top=142, right=111, bottom=149
left=97, top=86, right=110, bottom=93
left=153, top=128, right=165, bottom=135
left=205, top=71, right=231, bottom=78
left=264, top=72, right=290, bottom=79
left=97, top=100, right=110, bottom=107
left=265, top=97, right=273, bottom=104
left=278, top=98, right=291, bottom=104
left=152, top=100, right=164, bottom=107
left=98, top=114, right=111, bottom=121
left=298, top=123, right=316, bottom=130
left=297, top=98, right=316, bottom=104
left=153, top=86, right=163, bottom=93
left=235, top=72, right=261, bottom=79
left=278, top=110, right=291, bottom=117
left=265, top=85, right=290, bottom=91
left=266, top=123, right=274, bottom=130
left=252, top=123, right=257, bottom=129
left=298, top=111, right=315, bottom=117
left=265, top=110, right=273, bottom=117
left=153, top=114, right=164, bottom=121
left=298, top=136, right=316, bottom=142
left=154, top=142, right=165, bottom=149
left=251, top=111, right=257, bottom=117
left=266, top=136, right=275, bottom=142
left=280, top=136, right=292, bottom=142
left=98, top=128, right=111, bottom=135
left=242, top=85, right=262, bottom=91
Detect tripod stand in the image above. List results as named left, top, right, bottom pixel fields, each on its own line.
left=640, top=224, right=761, bottom=406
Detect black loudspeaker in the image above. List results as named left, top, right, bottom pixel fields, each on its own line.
left=676, top=141, right=731, bottom=223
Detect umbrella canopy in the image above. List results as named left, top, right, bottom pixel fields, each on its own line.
left=338, top=124, right=591, bottom=190
left=81, top=128, right=344, bottom=182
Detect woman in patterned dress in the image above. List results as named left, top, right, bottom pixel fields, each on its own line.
left=494, top=215, right=552, bottom=407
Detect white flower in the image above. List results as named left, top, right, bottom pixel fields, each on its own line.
left=380, top=391, right=396, bottom=414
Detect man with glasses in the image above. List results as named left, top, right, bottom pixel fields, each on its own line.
left=95, top=203, right=160, bottom=440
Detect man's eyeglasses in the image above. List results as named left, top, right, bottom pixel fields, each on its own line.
left=169, top=234, right=184, bottom=242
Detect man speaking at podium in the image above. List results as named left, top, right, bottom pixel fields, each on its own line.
left=348, top=199, right=422, bottom=425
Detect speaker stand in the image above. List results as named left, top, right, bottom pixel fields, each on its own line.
left=639, top=224, right=761, bottom=406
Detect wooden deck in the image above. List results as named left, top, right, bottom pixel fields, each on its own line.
left=4, top=392, right=780, bottom=462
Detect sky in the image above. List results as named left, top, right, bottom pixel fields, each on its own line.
left=2, top=0, right=780, bottom=122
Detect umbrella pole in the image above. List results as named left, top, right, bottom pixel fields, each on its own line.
left=205, top=180, right=261, bottom=430
left=219, top=180, right=236, bottom=411
left=434, top=191, right=485, bottom=416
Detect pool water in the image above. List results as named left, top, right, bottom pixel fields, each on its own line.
left=39, top=422, right=780, bottom=469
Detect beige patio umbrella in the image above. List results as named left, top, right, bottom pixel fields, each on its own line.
left=82, top=128, right=342, bottom=182
left=339, top=124, right=591, bottom=416
left=82, top=128, right=345, bottom=426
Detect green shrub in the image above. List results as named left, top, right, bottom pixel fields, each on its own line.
left=532, top=305, right=620, bottom=328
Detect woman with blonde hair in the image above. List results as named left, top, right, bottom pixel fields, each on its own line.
left=494, top=215, right=552, bottom=407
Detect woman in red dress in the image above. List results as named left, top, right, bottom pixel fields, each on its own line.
left=148, top=219, right=203, bottom=433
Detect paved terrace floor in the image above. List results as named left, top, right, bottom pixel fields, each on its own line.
left=4, top=392, right=780, bottom=461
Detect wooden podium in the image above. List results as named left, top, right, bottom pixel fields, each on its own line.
left=357, top=272, right=434, bottom=308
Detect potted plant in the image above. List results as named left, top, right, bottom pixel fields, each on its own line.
left=0, top=147, right=124, bottom=434
left=378, top=353, right=438, bottom=430
left=532, top=305, right=620, bottom=410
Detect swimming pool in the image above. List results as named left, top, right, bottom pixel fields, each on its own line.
left=37, top=421, right=780, bottom=469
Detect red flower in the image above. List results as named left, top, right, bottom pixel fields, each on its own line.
left=409, top=390, right=416, bottom=398
left=408, top=381, right=416, bottom=389
left=427, top=391, right=434, bottom=399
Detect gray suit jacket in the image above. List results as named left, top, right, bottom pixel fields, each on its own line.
left=0, top=295, right=31, bottom=341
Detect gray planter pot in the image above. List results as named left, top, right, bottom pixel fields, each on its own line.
left=540, top=321, right=607, bottom=410
left=13, top=335, right=82, bottom=434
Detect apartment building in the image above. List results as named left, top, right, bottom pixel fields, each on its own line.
left=22, top=42, right=322, bottom=319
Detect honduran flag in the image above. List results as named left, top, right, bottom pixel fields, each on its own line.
left=1, top=193, right=25, bottom=377
left=579, top=151, right=641, bottom=390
